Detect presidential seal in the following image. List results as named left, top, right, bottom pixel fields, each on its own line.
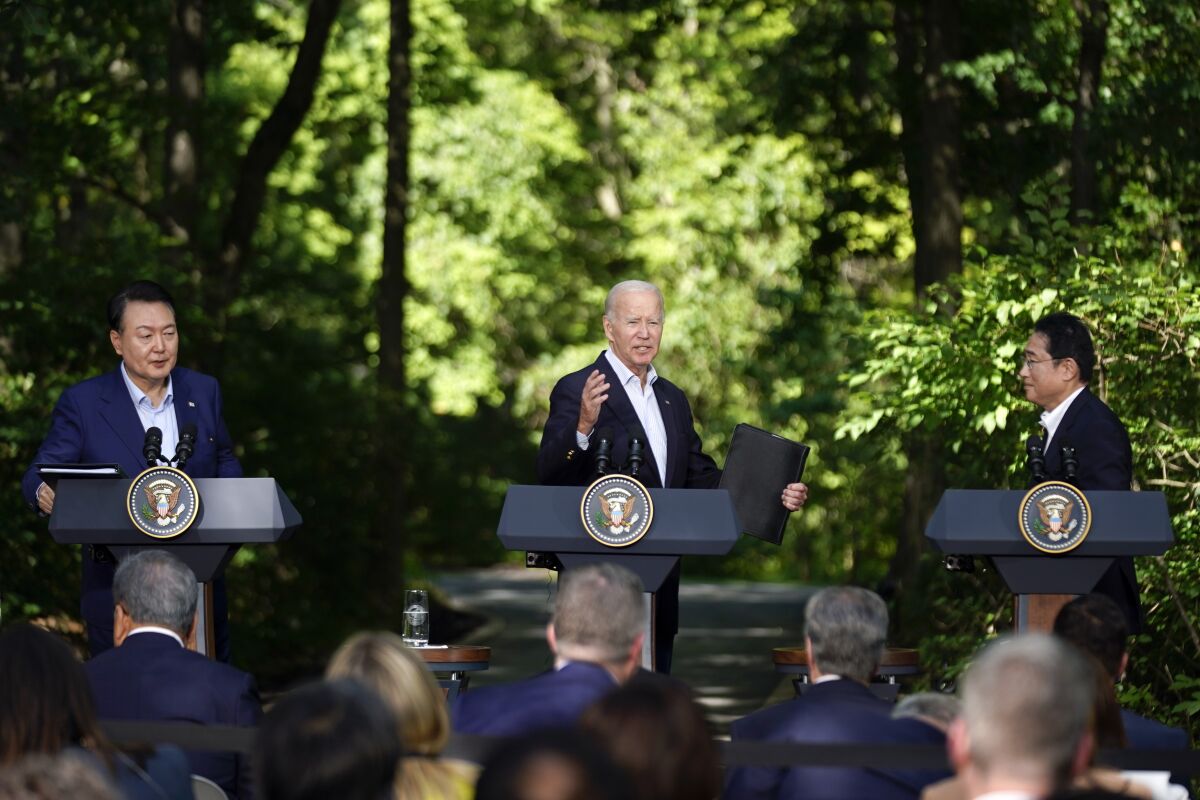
left=126, top=466, right=200, bottom=539
left=580, top=474, right=654, bottom=548
left=1018, top=481, right=1092, bottom=554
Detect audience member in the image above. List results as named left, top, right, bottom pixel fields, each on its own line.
left=893, top=692, right=961, bottom=733
left=578, top=675, right=721, bottom=800
left=1054, top=594, right=1189, bottom=750
left=84, top=550, right=261, bottom=799
left=0, top=752, right=121, bottom=800
left=256, top=678, right=401, bottom=800
left=724, top=586, right=947, bottom=800
left=0, top=622, right=192, bottom=800
left=475, top=728, right=632, bottom=800
left=946, top=633, right=1096, bottom=800
left=452, top=563, right=645, bottom=736
left=328, top=631, right=478, bottom=799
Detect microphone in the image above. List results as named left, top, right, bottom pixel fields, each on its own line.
left=593, top=427, right=614, bottom=479
left=626, top=424, right=646, bottom=478
left=1061, top=444, right=1078, bottom=481
left=143, top=427, right=163, bottom=467
left=1026, top=435, right=1046, bottom=482
left=175, top=423, right=197, bottom=469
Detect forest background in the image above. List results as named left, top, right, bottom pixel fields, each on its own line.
left=2, top=0, right=1198, bottom=735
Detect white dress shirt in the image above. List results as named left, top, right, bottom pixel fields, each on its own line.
left=120, top=362, right=178, bottom=464
left=577, top=350, right=669, bottom=486
left=1040, top=385, right=1086, bottom=449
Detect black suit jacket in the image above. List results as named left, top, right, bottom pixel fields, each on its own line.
left=85, top=631, right=261, bottom=799
left=537, top=352, right=721, bottom=489
left=1035, top=387, right=1141, bottom=631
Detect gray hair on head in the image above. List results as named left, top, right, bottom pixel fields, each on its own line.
left=893, top=691, right=961, bottom=729
left=803, top=586, right=888, bottom=683
left=112, top=550, right=198, bottom=636
left=604, top=280, right=664, bottom=320
left=960, top=633, right=1094, bottom=786
left=553, top=563, right=646, bottom=665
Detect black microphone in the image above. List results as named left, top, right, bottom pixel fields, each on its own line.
left=175, top=423, right=197, bottom=469
left=626, top=424, right=646, bottom=478
left=593, top=427, right=614, bottom=479
left=1061, top=444, right=1078, bottom=481
left=1026, top=435, right=1047, bottom=482
left=143, top=426, right=163, bottom=467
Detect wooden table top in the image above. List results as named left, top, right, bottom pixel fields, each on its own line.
left=772, top=646, right=920, bottom=668
left=414, top=644, right=491, bottom=664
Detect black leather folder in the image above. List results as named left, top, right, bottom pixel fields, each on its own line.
left=718, top=423, right=810, bottom=544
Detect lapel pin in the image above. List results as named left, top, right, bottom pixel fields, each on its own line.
left=188, top=401, right=196, bottom=408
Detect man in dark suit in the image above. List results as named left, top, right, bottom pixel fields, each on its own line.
left=85, top=550, right=261, bottom=799
left=21, top=280, right=242, bottom=659
left=724, top=587, right=943, bottom=800
left=1019, top=312, right=1139, bottom=630
left=538, top=280, right=808, bottom=672
left=1054, top=593, right=1189, bottom=750
left=451, top=563, right=644, bottom=737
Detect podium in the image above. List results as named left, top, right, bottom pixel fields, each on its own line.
left=50, top=477, right=302, bottom=656
left=925, top=489, right=1173, bottom=631
left=497, top=485, right=740, bottom=669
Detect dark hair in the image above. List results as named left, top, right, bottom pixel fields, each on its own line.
left=1084, top=654, right=1127, bottom=749
left=1053, top=593, right=1128, bottom=680
left=255, top=679, right=401, bottom=800
left=476, top=728, right=632, bottom=800
left=1034, top=312, right=1096, bottom=383
left=578, top=676, right=720, bottom=800
left=0, top=624, right=115, bottom=770
left=107, top=281, right=176, bottom=333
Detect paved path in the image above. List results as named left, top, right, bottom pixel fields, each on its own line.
left=433, top=567, right=817, bottom=736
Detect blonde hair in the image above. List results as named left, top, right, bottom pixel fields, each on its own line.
left=327, top=631, right=476, bottom=799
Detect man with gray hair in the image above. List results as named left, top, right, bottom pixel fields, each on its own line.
left=537, top=279, right=808, bottom=672
left=451, top=563, right=646, bottom=737
left=948, top=633, right=1095, bottom=799
left=84, top=550, right=261, bottom=799
left=724, top=586, right=947, bottom=800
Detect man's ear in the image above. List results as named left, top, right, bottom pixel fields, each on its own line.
left=622, top=632, right=645, bottom=681
left=109, top=329, right=123, bottom=356
left=184, top=610, right=199, bottom=651
left=546, top=621, right=558, bottom=656
left=113, top=603, right=133, bottom=647
left=948, top=717, right=971, bottom=772
left=1070, top=730, right=1095, bottom=780
left=1118, top=651, right=1130, bottom=682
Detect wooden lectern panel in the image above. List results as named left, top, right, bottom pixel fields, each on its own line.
left=1016, top=593, right=1076, bottom=633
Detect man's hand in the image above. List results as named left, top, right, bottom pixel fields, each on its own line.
left=36, top=481, right=56, bottom=515
left=576, top=369, right=611, bottom=435
left=781, top=482, right=808, bottom=512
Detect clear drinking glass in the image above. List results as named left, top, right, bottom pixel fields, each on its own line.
left=402, top=588, right=430, bottom=647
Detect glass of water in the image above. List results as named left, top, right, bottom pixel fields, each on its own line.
left=402, top=588, right=430, bottom=647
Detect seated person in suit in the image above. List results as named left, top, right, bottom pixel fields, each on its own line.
left=947, top=634, right=1096, bottom=800
left=256, top=679, right=402, bottom=800
left=22, top=279, right=242, bottom=660
left=724, top=586, right=946, bottom=800
left=893, top=691, right=961, bottom=734
left=452, top=563, right=645, bottom=737
left=83, top=550, right=261, bottom=799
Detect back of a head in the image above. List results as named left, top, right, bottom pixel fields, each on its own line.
left=803, top=586, right=889, bottom=683
left=1053, top=593, right=1128, bottom=681
left=476, top=729, right=633, bottom=800
left=578, top=676, right=720, bottom=800
left=1034, top=312, right=1096, bottom=383
left=0, top=752, right=121, bottom=800
left=256, top=679, right=401, bottom=800
left=112, top=550, right=197, bottom=636
left=327, top=631, right=448, bottom=754
left=893, top=692, right=961, bottom=732
left=961, top=634, right=1094, bottom=787
left=0, top=624, right=107, bottom=766
left=553, top=564, right=645, bottom=666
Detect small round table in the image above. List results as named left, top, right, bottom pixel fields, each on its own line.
left=415, top=645, right=491, bottom=699
left=772, top=647, right=921, bottom=700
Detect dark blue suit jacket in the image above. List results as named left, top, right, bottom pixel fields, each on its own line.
left=85, top=631, right=261, bottom=799
left=537, top=352, right=721, bottom=491
left=22, top=366, right=242, bottom=656
left=450, top=661, right=619, bottom=738
left=723, top=679, right=947, bottom=800
left=1035, top=387, right=1141, bottom=631
left=1121, top=708, right=1189, bottom=750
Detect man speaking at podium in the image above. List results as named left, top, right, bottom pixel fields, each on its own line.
left=1019, top=311, right=1140, bottom=631
left=537, top=279, right=808, bottom=672
left=22, top=280, right=242, bottom=660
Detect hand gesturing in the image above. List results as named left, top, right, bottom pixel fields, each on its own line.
left=577, top=370, right=610, bottom=435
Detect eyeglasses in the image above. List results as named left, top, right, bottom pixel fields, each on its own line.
left=1020, top=356, right=1060, bottom=370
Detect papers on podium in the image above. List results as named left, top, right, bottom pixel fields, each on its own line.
left=718, top=423, right=809, bottom=545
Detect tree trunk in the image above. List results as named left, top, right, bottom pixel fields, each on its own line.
left=372, top=0, right=412, bottom=613
left=164, top=0, right=204, bottom=246
left=1070, top=0, right=1109, bottom=226
left=207, top=0, right=343, bottom=361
